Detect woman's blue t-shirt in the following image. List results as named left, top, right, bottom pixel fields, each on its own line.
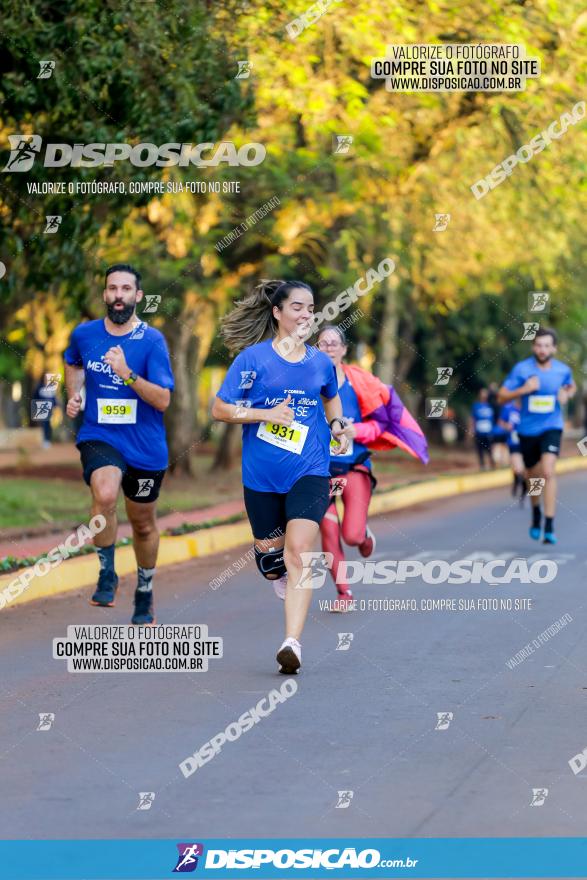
left=217, top=340, right=338, bottom=493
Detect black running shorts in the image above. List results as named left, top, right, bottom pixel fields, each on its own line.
left=78, top=440, right=166, bottom=503
left=518, top=429, right=562, bottom=469
left=243, top=475, right=331, bottom=539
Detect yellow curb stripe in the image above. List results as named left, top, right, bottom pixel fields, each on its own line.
left=2, top=456, right=587, bottom=610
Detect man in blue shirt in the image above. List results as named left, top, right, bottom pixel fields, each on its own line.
left=498, top=328, right=575, bottom=544
left=64, top=264, right=174, bottom=623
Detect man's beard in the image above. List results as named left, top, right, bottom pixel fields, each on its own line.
left=107, top=300, right=135, bottom=324
left=535, top=352, right=553, bottom=364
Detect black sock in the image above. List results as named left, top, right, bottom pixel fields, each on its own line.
left=532, top=507, right=542, bottom=528
left=137, top=566, right=155, bottom=593
left=545, top=516, right=554, bottom=533
left=96, top=544, right=115, bottom=576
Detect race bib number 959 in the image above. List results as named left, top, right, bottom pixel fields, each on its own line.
left=257, top=420, right=308, bottom=455
left=97, top=398, right=137, bottom=424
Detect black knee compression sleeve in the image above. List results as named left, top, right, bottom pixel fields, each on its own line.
left=254, top=546, right=286, bottom=579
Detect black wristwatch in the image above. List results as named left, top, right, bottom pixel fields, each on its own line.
left=123, top=371, right=138, bottom=386
left=329, top=417, right=346, bottom=432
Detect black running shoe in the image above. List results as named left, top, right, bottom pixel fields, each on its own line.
left=132, top=589, right=155, bottom=625
left=90, top=571, right=118, bottom=607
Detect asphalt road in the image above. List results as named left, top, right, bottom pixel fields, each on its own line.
left=2, top=473, right=587, bottom=841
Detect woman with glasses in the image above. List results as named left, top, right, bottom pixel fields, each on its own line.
left=317, top=325, right=429, bottom=611
left=212, top=282, right=349, bottom=673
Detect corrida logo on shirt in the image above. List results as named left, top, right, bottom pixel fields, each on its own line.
left=264, top=388, right=319, bottom=419
left=86, top=358, right=123, bottom=386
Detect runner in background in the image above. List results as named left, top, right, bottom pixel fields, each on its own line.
left=64, top=264, right=174, bottom=623
left=498, top=328, right=575, bottom=544
left=212, top=280, right=349, bottom=674
left=317, top=325, right=429, bottom=610
left=497, top=398, right=526, bottom=503
left=470, top=388, right=494, bottom=470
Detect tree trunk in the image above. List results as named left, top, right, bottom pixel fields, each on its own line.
left=375, top=272, right=399, bottom=384
left=166, top=321, right=198, bottom=476
left=210, top=421, right=241, bottom=471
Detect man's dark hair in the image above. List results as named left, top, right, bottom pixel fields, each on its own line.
left=534, top=327, right=557, bottom=345
left=105, top=263, right=141, bottom=289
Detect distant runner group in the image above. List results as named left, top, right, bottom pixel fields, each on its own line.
left=62, top=268, right=574, bottom=673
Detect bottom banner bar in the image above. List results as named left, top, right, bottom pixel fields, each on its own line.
left=1, top=838, right=587, bottom=879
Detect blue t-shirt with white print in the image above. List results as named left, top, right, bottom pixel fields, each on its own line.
left=502, top=357, right=573, bottom=436
left=216, top=339, right=338, bottom=493
left=64, top=318, right=174, bottom=470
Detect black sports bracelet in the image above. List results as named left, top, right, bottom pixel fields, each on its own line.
left=329, top=417, right=346, bottom=432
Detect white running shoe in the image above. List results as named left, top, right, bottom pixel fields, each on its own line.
left=273, top=575, right=287, bottom=601
left=276, top=637, right=301, bottom=674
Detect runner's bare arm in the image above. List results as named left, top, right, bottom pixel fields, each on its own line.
left=103, top=345, right=170, bottom=412
left=322, top=393, right=350, bottom=454
left=498, top=376, right=539, bottom=403
left=64, top=362, right=85, bottom=418
left=125, top=376, right=171, bottom=412
left=211, top=395, right=294, bottom=426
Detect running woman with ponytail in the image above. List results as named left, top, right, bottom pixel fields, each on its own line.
left=211, top=280, right=349, bottom=674
left=317, top=325, right=429, bottom=609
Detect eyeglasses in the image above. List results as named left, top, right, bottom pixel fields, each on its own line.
left=318, top=340, right=342, bottom=349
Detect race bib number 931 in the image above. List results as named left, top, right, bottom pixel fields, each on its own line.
left=257, top=420, right=308, bottom=455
